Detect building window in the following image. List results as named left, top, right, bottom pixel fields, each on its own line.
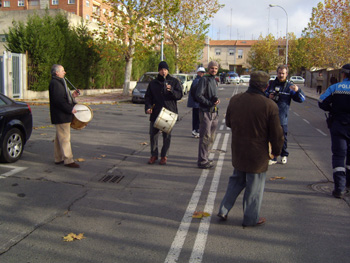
left=86, top=15, right=90, bottom=20
left=229, top=49, right=234, bottom=56
left=68, top=0, right=75, bottom=4
left=18, top=0, right=25, bottom=6
left=52, top=0, right=58, bottom=5
left=86, top=0, right=89, bottom=7
left=4, top=1, right=10, bottom=7
left=215, top=49, right=221, bottom=56
left=238, top=49, right=243, bottom=59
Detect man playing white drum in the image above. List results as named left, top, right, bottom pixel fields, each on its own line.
left=145, top=61, right=183, bottom=165
left=49, top=64, right=81, bottom=168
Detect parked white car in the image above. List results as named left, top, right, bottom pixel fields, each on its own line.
left=173, top=73, right=193, bottom=95
left=240, top=75, right=250, bottom=83
left=290, top=76, right=305, bottom=84
left=226, top=72, right=240, bottom=84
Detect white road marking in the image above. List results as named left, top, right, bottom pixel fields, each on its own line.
left=189, top=133, right=230, bottom=263
left=164, top=134, right=222, bottom=263
left=219, top=124, right=224, bottom=130
left=293, top=112, right=300, bottom=116
left=303, top=119, right=310, bottom=124
left=0, top=165, right=28, bottom=179
left=316, top=128, right=327, bottom=136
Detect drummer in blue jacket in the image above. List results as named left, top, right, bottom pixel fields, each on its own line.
left=266, top=65, right=305, bottom=165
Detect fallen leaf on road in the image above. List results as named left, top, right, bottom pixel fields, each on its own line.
left=192, top=211, right=211, bottom=218
left=63, top=233, right=86, bottom=242
left=269, top=176, right=286, bottom=181
left=140, top=142, right=148, bottom=145
left=33, top=125, right=54, bottom=130
left=75, top=158, right=85, bottom=162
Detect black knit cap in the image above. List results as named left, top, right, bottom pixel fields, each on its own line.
left=158, top=61, right=169, bottom=71
left=341, top=64, right=350, bottom=74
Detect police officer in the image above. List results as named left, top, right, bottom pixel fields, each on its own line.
left=319, top=64, right=350, bottom=198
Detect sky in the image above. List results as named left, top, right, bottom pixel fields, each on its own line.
left=208, top=0, right=322, bottom=40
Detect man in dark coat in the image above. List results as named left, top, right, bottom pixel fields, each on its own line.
left=187, top=66, right=206, bottom=138
left=144, top=61, right=183, bottom=165
left=49, top=64, right=80, bottom=168
left=217, top=71, right=284, bottom=227
left=195, top=61, right=220, bottom=169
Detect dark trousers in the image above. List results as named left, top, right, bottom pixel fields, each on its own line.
left=316, top=85, right=322, bottom=94
left=149, top=122, right=171, bottom=158
left=281, top=124, right=289, bottom=157
left=330, top=121, right=350, bottom=193
left=192, top=108, right=200, bottom=132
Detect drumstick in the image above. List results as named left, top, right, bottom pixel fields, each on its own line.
left=65, top=77, right=80, bottom=95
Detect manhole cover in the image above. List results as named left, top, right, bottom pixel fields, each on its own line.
left=98, top=175, right=124, bottom=184
left=310, top=181, right=333, bottom=195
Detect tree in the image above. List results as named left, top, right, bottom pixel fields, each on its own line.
left=302, top=0, right=350, bottom=68
left=247, top=34, right=281, bottom=72
left=287, top=33, right=313, bottom=74
left=101, top=0, right=163, bottom=95
left=161, top=0, right=222, bottom=73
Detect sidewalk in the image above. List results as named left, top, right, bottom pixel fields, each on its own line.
left=24, top=84, right=319, bottom=105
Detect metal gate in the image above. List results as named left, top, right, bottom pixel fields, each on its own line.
left=11, top=53, right=21, bottom=98
left=0, top=52, right=25, bottom=98
left=0, top=55, right=3, bottom=94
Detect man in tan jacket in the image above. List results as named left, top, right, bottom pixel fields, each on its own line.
left=217, top=71, right=284, bottom=227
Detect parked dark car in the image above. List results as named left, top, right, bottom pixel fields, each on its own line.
left=0, top=93, right=33, bottom=162
left=132, top=72, right=158, bottom=103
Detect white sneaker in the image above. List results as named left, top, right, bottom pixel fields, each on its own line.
left=192, top=130, right=199, bottom=138
left=269, top=159, right=277, bottom=165
left=281, top=156, right=287, bottom=164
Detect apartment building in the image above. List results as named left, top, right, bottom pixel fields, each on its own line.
left=201, top=37, right=286, bottom=75
left=0, top=0, right=111, bottom=23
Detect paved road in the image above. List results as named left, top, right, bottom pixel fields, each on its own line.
left=0, top=83, right=349, bottom=263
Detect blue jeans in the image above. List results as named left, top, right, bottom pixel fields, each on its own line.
left=218, top=169, right=266, bottom=226
left=330, top=121, right=350, bottom=193
left=281, top=124, right=288, bottom=157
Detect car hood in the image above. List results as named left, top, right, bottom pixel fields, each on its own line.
left=134, top=82, right=149, bottom=92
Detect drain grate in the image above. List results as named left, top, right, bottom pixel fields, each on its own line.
left=98, top=175, right=124, bottom=184
left=310, top=181, right=333, bottom=195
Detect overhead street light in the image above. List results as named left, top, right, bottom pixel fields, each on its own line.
left=269, top=4, right=289, bottom=65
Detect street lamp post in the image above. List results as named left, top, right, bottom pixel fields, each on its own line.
left=269, top=4, right=288, bottom=65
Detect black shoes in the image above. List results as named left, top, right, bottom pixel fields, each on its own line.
left=198, top=161, right=214, bottom=169
left=64, top=162, right=80, bottom=168
left=242, top=217, right=266, bottom=227
left=332, top=190, right=345, bottom=199
left=217, top=213, right=228, bottom=221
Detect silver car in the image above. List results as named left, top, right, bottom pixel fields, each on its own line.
left=131, top=72, right=158, bottom=103
left=290, top=76, right=305, bottom=84
left=226, top=72, right=240, bottom=84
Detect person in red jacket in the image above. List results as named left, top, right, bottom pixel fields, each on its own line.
left=49, top=64, right=80, bottom=168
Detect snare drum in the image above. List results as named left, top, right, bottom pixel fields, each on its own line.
left=71, top=104, right=93, bottom=130
left=153, top=107, right=178, bottom=134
